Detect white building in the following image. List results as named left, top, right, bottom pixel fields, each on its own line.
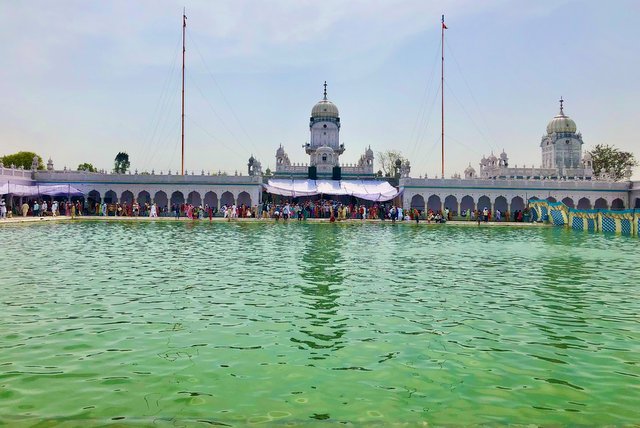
left=469, top=98, right=594, bottom=180
left=274, top=82, right=375, bottom=179
left=403, top=99, right=636, bottom=213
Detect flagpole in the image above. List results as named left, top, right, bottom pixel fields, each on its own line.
left=181, top=9, right=186, bottom=176
left=441, top=14, right=446, bottom=179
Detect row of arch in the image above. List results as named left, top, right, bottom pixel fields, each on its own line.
left=86, top=190, right=253, bottom=208
left=409, top=194, right=627, bottom=212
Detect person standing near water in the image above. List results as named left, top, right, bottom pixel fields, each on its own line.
left=0, top=199, right=6, bottom=219
left=149, top=203, right=157, bottom=218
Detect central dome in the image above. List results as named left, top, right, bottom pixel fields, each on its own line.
left=311, top=81, right=339, bottom=118
left=311, top=99, right=339, bottom=118
left=546, top=98, right=577, bottom=134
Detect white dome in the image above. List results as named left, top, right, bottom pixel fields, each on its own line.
left=582, top=151, right=592, bottom=161
left=547, top=114, right=577, bottom=134
left=546, top=98, right=577, bottom=134
left=464, top=164, right=476, bottom=173
left=311, top=99, right=339, bottom=118
left=311, top=81, right=339, bottom=118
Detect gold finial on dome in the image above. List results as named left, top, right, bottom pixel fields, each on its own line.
left=323, top=81, right=327, bottom=100
left=559, top=96, right=564, bottom=115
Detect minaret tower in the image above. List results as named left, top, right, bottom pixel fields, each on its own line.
left=307, top=82, right=343, bottom=156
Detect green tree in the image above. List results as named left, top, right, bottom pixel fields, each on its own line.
left=377, top=150, right=407, bottom=177
left=1, top=151, right=44, bottom=170
left=588, top=144, right=637, bottom=181
left=77, top=162, right=97, bottom=172
left=113, top=152, right=130, bottom=174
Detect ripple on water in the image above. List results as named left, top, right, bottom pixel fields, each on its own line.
left=0, top=221, right=638, bottom=425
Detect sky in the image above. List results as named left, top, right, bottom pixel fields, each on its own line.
left=1, top=0, right=639, bottom=179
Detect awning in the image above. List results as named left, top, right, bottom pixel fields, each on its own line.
left=264, top=179, right=400, bottom=202
left=0, top=183, right=84, bottom=197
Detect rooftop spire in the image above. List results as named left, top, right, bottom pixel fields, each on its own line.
left=559, top=96, right=564, bottom=115
left=323, top=81, right=327, bottom=100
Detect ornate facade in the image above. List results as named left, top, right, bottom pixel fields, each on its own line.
left=404, top=98, right=637, bottom=212
left=274, top=82, right=375, bottom=178
left=466, top=99, right=594, bottom=180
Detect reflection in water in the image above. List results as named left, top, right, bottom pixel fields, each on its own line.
left=292, top=225, right=346, bottom=356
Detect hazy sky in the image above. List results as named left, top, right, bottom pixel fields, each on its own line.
left=1, top=0, right=638, bottom=178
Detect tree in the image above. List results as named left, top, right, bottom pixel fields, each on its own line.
left=77, top=162, right=97, bottom=172
left=1, top=151, right=44, bottom=170
left=588, top=144, right=637, bottom=181
left=113, top=152, right=130, bottom=174
left=377, top=150, right=407, bottom=177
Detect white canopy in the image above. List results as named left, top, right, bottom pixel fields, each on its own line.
left=264, top=179, right=400, bottom=202
left=0, top=183, right=84, bottom=197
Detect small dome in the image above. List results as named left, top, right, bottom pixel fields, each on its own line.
left=365, top=146, right=373, bottom=156
left=465, top=164, right=476, bottom=173
left=500, top=150, right=508, bottom=159
left=582, top=152, right=592, bottom=162
left=546, top=98, right=577, bottom=134
left=276, top=145, right=285, bottom=157
left=487, top=152, right=498, bottom=162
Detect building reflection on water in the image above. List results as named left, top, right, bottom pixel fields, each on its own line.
left=291, top=225, right=347, bottom=358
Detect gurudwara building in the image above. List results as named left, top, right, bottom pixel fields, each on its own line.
left=273, top=82, right=376, bottom=180
left=1, top=87, right=639, bottom=213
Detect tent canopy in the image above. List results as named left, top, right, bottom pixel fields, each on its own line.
left=0, top=183, right=84, bottom=197
left=264, top=179, right=400, bottom=202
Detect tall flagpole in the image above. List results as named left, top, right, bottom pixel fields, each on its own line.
left=441, top=14, right=446, bottom=179
left=181, top=9, right=186, bottom=176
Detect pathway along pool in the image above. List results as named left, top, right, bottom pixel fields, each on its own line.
left=1, top=221, right=638, bottom=426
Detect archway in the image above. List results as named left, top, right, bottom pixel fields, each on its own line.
left=220, top=191, right=234, bottom=207
left=460, top=195, right=475, bottom=213
left=562, top=197, right=575, bottom=208
left=427, top=195, right=441, bottom=213
left=410, top=195, right=425, bottom=210
left=104, top=190, right=117, bottom=204
left=477, top=195, right=491, bottom=211
left=170, top=191, right=185, bottom=207
left=594, top=198, right=608, bottom=209
left=494, top=196, right=508, bottom=214
left=121, top=190, right=134, bottom=205
left=204, top=191, right=218, bottom=209
left=187, top=191, right=202, bottom=206
left=444, top=195, right=458, bottom=215
left=237, top=191, right=252, bottom=207
left=546, top=196, right=557, bottom=203
left=577, top=197, right=591, bottom=209
left=511, top=196, right=525, bottom=212
left=154, top=191, right=168, bottom=210
left=635, top=198, right=640, bottom=209
left=611, top=198, right=625, bottom=211
left=137, top=191, right=151, bottom=205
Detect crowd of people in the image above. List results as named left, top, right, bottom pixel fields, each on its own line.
left=0, top=197, right=531, bottom=223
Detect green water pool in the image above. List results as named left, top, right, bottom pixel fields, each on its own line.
left=1, top=221, right=638, bottom=426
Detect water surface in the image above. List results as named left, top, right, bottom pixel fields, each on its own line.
left=1, top=221, right=638, bottom=426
